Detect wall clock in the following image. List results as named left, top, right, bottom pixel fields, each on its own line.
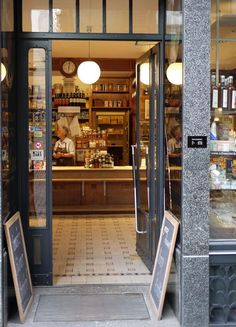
left=61, top=60, right=77, bottom=77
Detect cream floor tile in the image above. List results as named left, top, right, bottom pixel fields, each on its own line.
left=53, top=276, right=72, bottom=285
left=71, top=276, right=87, bottom=284
left=85, top=276, right=102, bottom=284
left=101, top=275, right=119, bottom=284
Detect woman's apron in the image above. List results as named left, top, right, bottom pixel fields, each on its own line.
left=55, top=143, right=74, bottom=166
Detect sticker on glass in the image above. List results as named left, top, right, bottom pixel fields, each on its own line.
left=30, top=150, right=44, bottom=161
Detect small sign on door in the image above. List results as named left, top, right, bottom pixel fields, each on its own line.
left=30, top=150, right=44, bottom=161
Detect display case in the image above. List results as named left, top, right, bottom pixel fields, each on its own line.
left=210, top=1, right=236, bottom=240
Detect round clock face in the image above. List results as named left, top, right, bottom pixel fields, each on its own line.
left=62, top=60, right=76, bottom=75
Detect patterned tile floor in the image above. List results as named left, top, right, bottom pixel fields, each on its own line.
left=53, top=215, right=152, bottom=285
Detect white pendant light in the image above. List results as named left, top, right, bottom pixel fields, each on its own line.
left=77, top=60, right=101, bottom=85
left=140, top=63, right=150, bottom=85
left=77, top=41, right=101, bottom=85
left=1, top=62, right=6, bottom=82
left=166, top=62, right=182, bottom=85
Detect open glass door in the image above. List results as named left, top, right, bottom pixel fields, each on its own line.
left=133, top=44, right=163, bottom=270
left=18, top=41, right=52, bottom=285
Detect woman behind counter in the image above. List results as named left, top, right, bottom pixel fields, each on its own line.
left=167, top=125, right=182, bottom=166
left=53, top=126, right=75, bottom=166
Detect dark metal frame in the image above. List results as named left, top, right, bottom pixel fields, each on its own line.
left=135, top=41, right=165, bottom=269
left=16, top=0, right=176, bottom=41
left=16, top=0, right=169, bottom=283
left=17, top=40, right=53, bottom=285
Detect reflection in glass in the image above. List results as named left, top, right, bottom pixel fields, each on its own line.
left=219, top=0, right=236, bottom=39
left=23, top=0, right=49, bottom=32
left=80, top=0, right=103, bottom=33
left=28, top=49, right=47, bottom=228
left=1, top=0, right=14, bottom=32
left=107, top=0, right=129, bottom=33
left=133, top=0, right=159, bottom=34
left=165, top=41, right=182, bottom=219
left=138, top=59, right=150, bottom=213
left=166, top=0, right=182, bottom=35
left=53, top=0, right=76, bottom=32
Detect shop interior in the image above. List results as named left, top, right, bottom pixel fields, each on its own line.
left=28, top=40, right=181, bottom=285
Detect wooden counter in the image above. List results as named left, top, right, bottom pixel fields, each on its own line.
left=52, top=166, right=147, bottom=214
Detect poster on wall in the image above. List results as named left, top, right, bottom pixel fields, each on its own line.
left=149, top=211, right=179, bottom=320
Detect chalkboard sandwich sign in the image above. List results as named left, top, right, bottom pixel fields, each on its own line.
left=149, top=211, right=179, bottom=320
left=4, top=212, right=33, bottom=323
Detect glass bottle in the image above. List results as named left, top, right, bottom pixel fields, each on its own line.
left=219, top=75, right=228, bottom=110
left=228, top=76, right=236, bottom=110
left=211, top=74, right=218, bottom=109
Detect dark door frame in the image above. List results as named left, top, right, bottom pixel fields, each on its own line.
left=17, top=40, right=53, bottom=285
left=16, top=1, right=167, bottom=285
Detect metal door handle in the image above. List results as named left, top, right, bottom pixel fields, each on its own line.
left=131, top=144, right=147, bottom=234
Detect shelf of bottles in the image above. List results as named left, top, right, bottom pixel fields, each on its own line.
left=28, top=48, right=47, bottom=227
left=210, top=74, right=236, bottom=151
left=75, top=129, right=108, bottom=166
left=210, top=73, right=236, bottom=240
left=92, top=79, right=130, bottom=109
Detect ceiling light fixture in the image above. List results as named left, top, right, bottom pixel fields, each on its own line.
left=140, top=62, right=150, bottom=85
left=166, top=62, right=182, bottom=85
left=1, top=63, right=6, bottom=82
left=77, top=42, right=101, bottom=85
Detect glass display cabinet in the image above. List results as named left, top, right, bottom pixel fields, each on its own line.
left=210, top=0, right=236, bottom=324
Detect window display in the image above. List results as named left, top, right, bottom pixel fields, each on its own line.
left=210, top=0, right=236, bottom=239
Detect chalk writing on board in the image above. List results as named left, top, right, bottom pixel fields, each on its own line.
left=4, top=212, right=33, bottom=322
left=149, top=211, right=179, bottom=320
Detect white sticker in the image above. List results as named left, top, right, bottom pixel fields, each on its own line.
left=30, top=150, right=44, bottom=161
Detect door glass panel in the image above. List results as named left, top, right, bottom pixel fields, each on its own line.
left=53, top=0, right=76, bottom=32
left=133, top=0, right=159, bottom=34
left=28, top=49, right=47, bottom=228
left=22, top=0, right=49, bottom=32
left=80, top=0, right=103, bottom=33
left=166, top=0, right=182, bottom=35
left=107, top=0, right=129, bottom=33
left=165, top=41, right=182, bottom=219
left=1, top=0, right=14, bottom=32
left=139, top=59, right=150, bottom=212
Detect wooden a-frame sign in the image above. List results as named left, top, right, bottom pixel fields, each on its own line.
left=149, top=211, right=179, bottom=320
left=4, top=212, right=33, bottom=323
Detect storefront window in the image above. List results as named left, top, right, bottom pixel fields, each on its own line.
left=210, top=0, right=236, bottom=239
left=28, top=48, right=47, bottom=228
left=80, top=0, right=103, bottom=33
left=22, top=0, right=49, bottom=32
left=106, top=0, right=129, bottom=33
left=133, top=0, right=159, bottom=34
left=53, top=0, right=76, bottom=33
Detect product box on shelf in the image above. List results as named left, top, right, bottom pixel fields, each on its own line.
left=210, top=140, right=235, bottom=152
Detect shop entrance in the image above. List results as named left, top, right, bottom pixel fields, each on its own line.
left=50, top=40, right=162, bottom=285
left=18, top=39, right=164, bottom=285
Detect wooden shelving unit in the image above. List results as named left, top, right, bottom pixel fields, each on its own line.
left=91, top=78, right=132, bottom=165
